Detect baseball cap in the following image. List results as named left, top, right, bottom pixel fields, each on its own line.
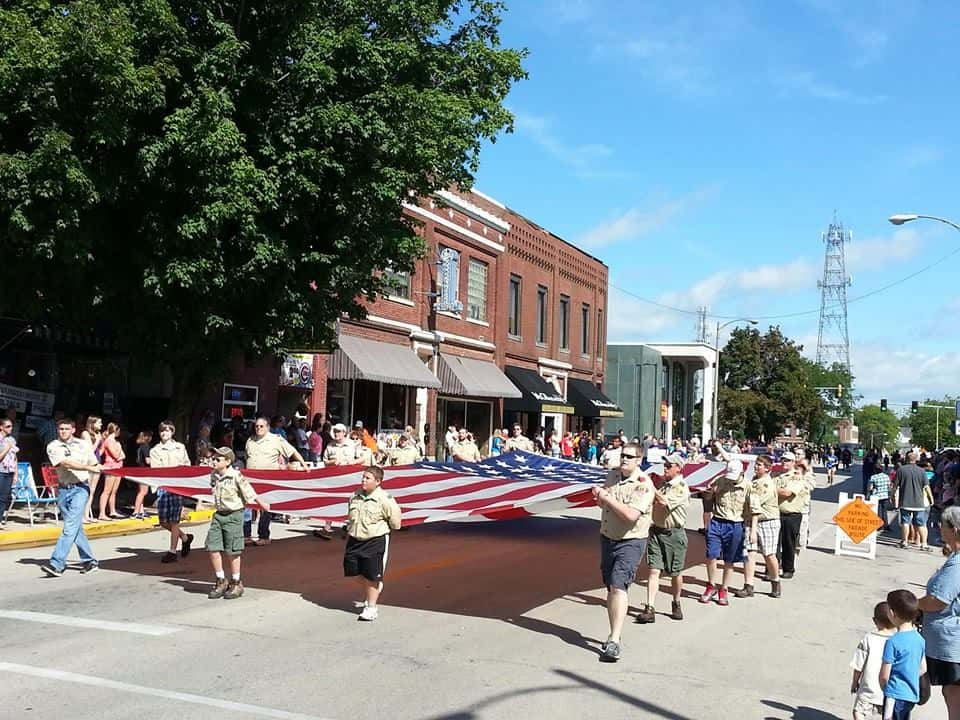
left=332, top=423, right=347, bottom=432
left=663, top=453, right=687, bottom=469
left=782, top=451, right=796, bottom=461
left=212, top=446, right=236, bottom=464
left=724, top=459, right=742, bottom=480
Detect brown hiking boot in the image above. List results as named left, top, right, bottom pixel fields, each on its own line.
left=770, top=581, right=782, bottom=598
left=207, top=578, right=229, bottom=599
left=635, top=605, right=656, bottom=624
left=732, top=584, right=754, bottom=598
left=671, top=601, right=683, bottom=620
left=223, top=580, right=244, bottom=599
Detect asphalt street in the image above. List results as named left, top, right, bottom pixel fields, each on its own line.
left=0, top=466, right=950, bottom=720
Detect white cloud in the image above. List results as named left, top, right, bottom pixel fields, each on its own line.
left=579, top=186, right=719, bottom=249
left=851, top=343, right=960, bottom=405
left=801, top=0, right=893, bottom=67
left=845, top=228, right=922, bottom=273
left=772, top=69, right=887, bottom=104
left=511, top=111, right=631, bottom=180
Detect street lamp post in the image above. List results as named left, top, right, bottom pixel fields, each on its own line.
left=889, top=214, right=960, bottom=232
left=712, top=318, right=758, bottom=440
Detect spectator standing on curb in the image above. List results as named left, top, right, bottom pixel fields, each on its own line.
left=636, top=453, right=690, bottom=623
left=894, top=450, right=934, bottom=551
left=81, top=415, right=103, bottom=523
left=869, top=466, right=893, bottom=531
left=0, top=417, right=19, bottom=527
left=245, top=414, right=307, bottom=546
left=97, top=422, right=126, bottom=520
left=150, top=421, right=194, bottom=563
left=344, top=465, right=402, bottom=621
left=42, top=418, right=100, bottom=576
left=206, top=447, right=269, bottom=600
left=593, top=442, right=654, bottom=662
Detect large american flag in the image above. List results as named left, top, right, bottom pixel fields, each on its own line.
left=121, top=451, right=747, bottom=525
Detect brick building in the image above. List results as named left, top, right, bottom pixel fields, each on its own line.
left=199, top=187, right=618, bottom=458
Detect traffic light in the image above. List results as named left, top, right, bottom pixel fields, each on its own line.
left=880, top=398, right=887, bottom=412
left=836, top=384, right=844, bottom=398
left=911, top=400, right=919, bottom=414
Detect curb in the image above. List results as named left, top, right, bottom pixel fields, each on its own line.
left=0, top=510, right=215, bottom=550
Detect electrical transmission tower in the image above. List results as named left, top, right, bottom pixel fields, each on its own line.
left=815, top=217, right=852, bottom=376
left=694, top=306, right=708, bottom=343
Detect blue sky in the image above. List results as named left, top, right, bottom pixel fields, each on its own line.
left=473, top=0, right=960, bottom=409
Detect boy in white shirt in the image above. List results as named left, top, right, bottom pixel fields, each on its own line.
left=850, top=601, right=897, bottom=720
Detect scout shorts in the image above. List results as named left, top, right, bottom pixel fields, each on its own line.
left=157, top=490, right=184, bottom=524
left=745, top=518, right=781, bottom=556
left=706, top=518, right=744, bottom=563
left=205, top=510, right=244, bottom=555
left=344, top=534, right=389, bottom=582
left=600, top=536, right=646, bottom=591
left=647, top=526, right=688, bottom=576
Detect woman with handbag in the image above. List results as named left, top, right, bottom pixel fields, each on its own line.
left=918, top=504, right=960, bottom=719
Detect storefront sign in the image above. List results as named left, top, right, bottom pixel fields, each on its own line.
left=280, top=354, right=314, bottom=389
left=0, top=382, right=55, bottom=417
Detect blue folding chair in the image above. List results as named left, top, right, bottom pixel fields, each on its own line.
left=7, top=462, right=59, bottom=526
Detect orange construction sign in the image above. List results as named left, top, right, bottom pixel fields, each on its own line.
left=833, top=497, right=884, bottom=545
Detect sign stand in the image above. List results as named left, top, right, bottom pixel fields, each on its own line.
left=833, top=493, right=884, bottom=560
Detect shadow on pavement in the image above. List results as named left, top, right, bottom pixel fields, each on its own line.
left=762, top=698, right=842, bottom=719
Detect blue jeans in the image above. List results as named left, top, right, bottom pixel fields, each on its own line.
left=0, top=471, right=13, bottom=520
left=243, top=509, right=271, bottom=540
left=884, top=697, right=914, bottom=720
left=50, top=484, right=96, bottom=571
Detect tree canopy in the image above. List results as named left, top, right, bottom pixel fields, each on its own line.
left=0, top=0, right=526, bottom=416
left=853, top=404, right=900, bottom=451
left=717, top=326, right=853, bottom=441
left=906, top=399, right=958, bottom=450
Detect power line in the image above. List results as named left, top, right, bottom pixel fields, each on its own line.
left=609, top=237, right=960, bottom=322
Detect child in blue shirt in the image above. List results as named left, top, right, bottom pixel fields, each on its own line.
left=880, top=589, right=927, bottom=720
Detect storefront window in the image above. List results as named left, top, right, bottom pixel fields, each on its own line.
left=380, top=384, right=408, bottom=430
left=352, top=380, right=380, bottom=431
left=437, top=397, right=493, bottom=457
left=326, top=379, right=352, bottom=427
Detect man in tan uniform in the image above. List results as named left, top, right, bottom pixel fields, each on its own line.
left=451, top=428, right=481, bottom=462
left=388, top=434, right=421, bottom=466
left=637, top=453, right=690, bottom=623
left=245, top=414, right=306, bottom=546
left=504, top=424, right=534, bottom=453
left=149, top=421, right=194, bottom=563
left=593, top=442, right=654, bottom=662
left=777, top=451, right=809, bottom=579
left=317, top=422, right=363, bottom=539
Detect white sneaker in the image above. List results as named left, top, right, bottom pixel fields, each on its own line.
left=358, top=605, right=379, bottom=621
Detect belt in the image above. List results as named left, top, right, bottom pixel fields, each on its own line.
left=712, top=517, right=742, bottom=523
left=652, top=525, right=683, bottom=533
left=58, top=482, right=89, bottom=490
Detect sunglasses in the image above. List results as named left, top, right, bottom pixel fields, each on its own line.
left=621, top=454, right=638, bottom=460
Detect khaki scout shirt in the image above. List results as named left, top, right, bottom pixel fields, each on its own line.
left=47, top=437, right=98, bottom=486
left=389, top=445, right=420, bottom=466
left=148, top=440, right=190, bottom=468
left=652, top=476, right=690, bottom=530
left=777, top=470, right=810, bottom=514
left=801, top=471, right=816, bottom=513
left=600, top=468, right=655, bottom=541
left=451, top=440, right=481, bottom=462
left=748, top=473, right=780, bottom=520
left=323, top=441, right=359, bottom=466
left=210, top=467, right=258, bottom=512
left=505, top=435, right=535, bottom=453
left=246, top=433, right=297, bottom=470
left=347, top=486, right=402, bottom=540
left=710, top=475, right=750, bottom=522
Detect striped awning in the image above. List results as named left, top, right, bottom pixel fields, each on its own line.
left=328, top=334, right=440, bottom=389
left=436, top=354, right=522, bottom=398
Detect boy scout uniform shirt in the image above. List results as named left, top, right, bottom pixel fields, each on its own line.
left=389, top=445, right=420, bottom=466
left=777, top=470, right=810, bottom=514
left=600, top=469, right=655, bottom=540
left=452, top=440, right=480, bottom=462
left=246, top=433, right=296, bottom=470
left=652, top=477, right=690, bottom=530
left=505, top=435, right=535, bottom=452
left=210, top=468, right=259, bottom=512
left=47, top=437, right=99, bottom=486
left=149, top=440, right=190, bottom=468
left=347, top=486, right=402, bottom=540
left=749, top=474, right=780, bottom=520
left=323, top=441, right=358, bottom=466
left=710, top=475, right=750, bottom=521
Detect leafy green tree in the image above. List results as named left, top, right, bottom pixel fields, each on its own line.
left=853, top=404, right=900, bottom=451
left=906, top=398, right=958, bottom=450
left=0, top=1, right=526, bottom=427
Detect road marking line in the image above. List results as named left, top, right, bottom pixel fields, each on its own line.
left=0, top=663, right=334, bottom=720
left=0, top=611, right=180, bottom=636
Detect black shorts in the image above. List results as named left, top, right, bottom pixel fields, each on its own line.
left=927, top=656, right=960, bottom=686
left=343, top=535, right=389, bottom=582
